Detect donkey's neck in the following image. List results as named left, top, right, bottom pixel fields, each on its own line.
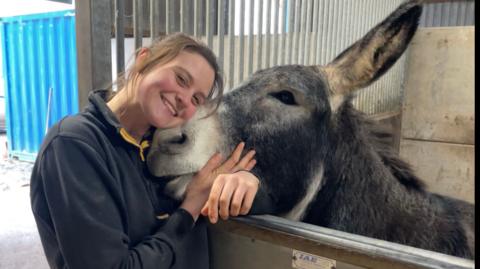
left=303, top=105, right=426, bottom=236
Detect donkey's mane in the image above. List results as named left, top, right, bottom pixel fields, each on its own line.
left=341, top=96, right=426, bottom=191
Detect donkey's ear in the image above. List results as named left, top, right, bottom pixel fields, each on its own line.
left=323, top=0, right=422, bottom=95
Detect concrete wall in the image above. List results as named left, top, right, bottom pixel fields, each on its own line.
left=399, top=26, right=474, bottom=203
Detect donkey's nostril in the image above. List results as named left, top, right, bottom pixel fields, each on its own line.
left=169, top=133, right=187, bottom=144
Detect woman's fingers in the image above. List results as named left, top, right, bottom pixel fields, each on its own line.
left=230, top=185, right=247, bottom=216
left=217, top=142, right=245, bottom=173
left=232, top=150, right=256, bottom=172
left=218, top=178, right=238, bottom=220
left=239, top=186, right=258, bottom=215
left=245, top=159, right=257, bottom=171
left=205, top=176, right=226, bottom=223
left=197, top=152, right=224, bottom=179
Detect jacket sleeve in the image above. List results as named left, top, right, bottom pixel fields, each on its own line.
left=31, top=135, right=194, bottom=269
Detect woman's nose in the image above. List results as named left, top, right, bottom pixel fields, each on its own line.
left=175, top=93, right=196, bottom=119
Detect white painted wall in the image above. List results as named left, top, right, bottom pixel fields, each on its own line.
left=0, top=0, right=75, bottom=18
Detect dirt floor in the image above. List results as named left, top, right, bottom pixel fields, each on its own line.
left=0, top=134, right=49, bottom=269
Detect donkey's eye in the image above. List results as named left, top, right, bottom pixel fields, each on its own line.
left=269, top=90, right=297, bottom=105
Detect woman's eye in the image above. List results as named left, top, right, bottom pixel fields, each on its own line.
left=176, top=74, right=188, bottom=87
left=192, top=94, right=205, bottom=106
left=269, top=90, right=297, bottom=105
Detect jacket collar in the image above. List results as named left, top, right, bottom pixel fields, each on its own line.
left=86, top=89, right=152, bottom=161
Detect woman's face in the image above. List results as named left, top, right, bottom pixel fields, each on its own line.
left=135, top=50, right=215, bottom=129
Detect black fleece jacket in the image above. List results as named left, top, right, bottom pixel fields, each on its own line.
left=30, top=90, right=209, bottom=269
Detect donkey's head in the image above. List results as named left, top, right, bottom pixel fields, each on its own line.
left=147, top=1, right=423, bottom=214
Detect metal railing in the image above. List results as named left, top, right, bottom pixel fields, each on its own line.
left=211, top=215, right=475, bottom=269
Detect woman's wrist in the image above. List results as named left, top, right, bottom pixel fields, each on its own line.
left=179, top=195, right=204, bottom=222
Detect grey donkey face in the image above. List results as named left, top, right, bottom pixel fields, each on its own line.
left=147, top=1, right=422, bottom=205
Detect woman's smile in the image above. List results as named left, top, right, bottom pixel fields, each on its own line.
left=160, top=93, right=178, bottom=117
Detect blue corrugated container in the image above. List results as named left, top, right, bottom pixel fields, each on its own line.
left=1, top=10, right=78, bottom=161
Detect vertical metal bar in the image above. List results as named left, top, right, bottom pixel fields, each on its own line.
left=166, top=0, right=170, bottom=34
left=311, top=0, right=318, bottom=65
left=180, top=0, right=184, bottom=32
left=278, top=0, right=288, bottom=65
left=344, top=0, right=352, bottom=52
left=265, top=0, right=271, bottom=68
left=206, top=0, right=213, bottom=48
left=316, top=0, right=326, bottom=64
left=115, top=0, right=125, bottom=78
left=286, top=0, right=294, bottom=64
left=303, top=0, right=312, bottom=65
left=273, top=0, right=279, bottom=67
left=299, top=0, right=307, bottom=64
left=333, top=0, right=342, bottom=57
left=247, top=0, right=254, bottom=75
left=466, top=1, right=474, bottom=26
left=228, top=0, right=235, bottom=88
left=75, top=0, right=112, bottom=109
left=325, top=0, right=334, bottom=62
left=456, top=2, right=464, bottom=26
left=218, top=0, right=225, bottom=70
left=433, top=3, right=441, bottom=26
left=256, top=0, right=263, bottom=70
left=150, top=0, right=159, bottom=42
left=427, top=4, right=435, bottom=27
left=194, top=0, right=199, bottom=36
left=449, top=2, right=459, bottom=27
left=133, top=0, right=143, bottom=50
left=440, top=2, right=447, bottom=27
left=292, top=0, right=300, bottom=64
left=238, top=0, right=245, bottom=82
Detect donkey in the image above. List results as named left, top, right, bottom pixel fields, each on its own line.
left=146, top=0, right=474, bottom=259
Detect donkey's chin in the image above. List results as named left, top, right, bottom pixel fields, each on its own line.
left=146, top=151, right=201, bottom=178
left=164, top=174, right=194, bottom=201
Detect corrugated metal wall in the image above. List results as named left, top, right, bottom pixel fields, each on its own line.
left=420, top=1, right=475, bottom=27
left=0, top=10, right=78, bottom=161
left=107, top=1, right=474, bottom=118
left=115, top=0, right=407, bottom=115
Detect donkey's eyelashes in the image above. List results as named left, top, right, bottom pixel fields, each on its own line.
left=269, top=90, right=297, bottom=105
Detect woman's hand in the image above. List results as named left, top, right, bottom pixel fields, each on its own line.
left=180, top=142, right=257, bottom=222
left=201, top=170, right=260, bottom=223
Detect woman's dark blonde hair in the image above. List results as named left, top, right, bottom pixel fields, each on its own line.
left=111, top=33, right=224, bottom=114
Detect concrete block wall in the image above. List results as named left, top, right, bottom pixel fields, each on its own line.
left=400, top=26, right=474, bottom=204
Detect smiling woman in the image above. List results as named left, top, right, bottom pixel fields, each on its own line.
left=29, top=33, right=262, bottom=269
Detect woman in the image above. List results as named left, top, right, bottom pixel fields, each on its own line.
left=30, top=33, right=260, bottom=269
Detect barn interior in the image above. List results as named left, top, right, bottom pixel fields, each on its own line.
left=0, top=0, right=474, bottom=268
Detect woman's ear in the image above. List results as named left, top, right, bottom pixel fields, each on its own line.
left=135, top=47, right=150, bottom=67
